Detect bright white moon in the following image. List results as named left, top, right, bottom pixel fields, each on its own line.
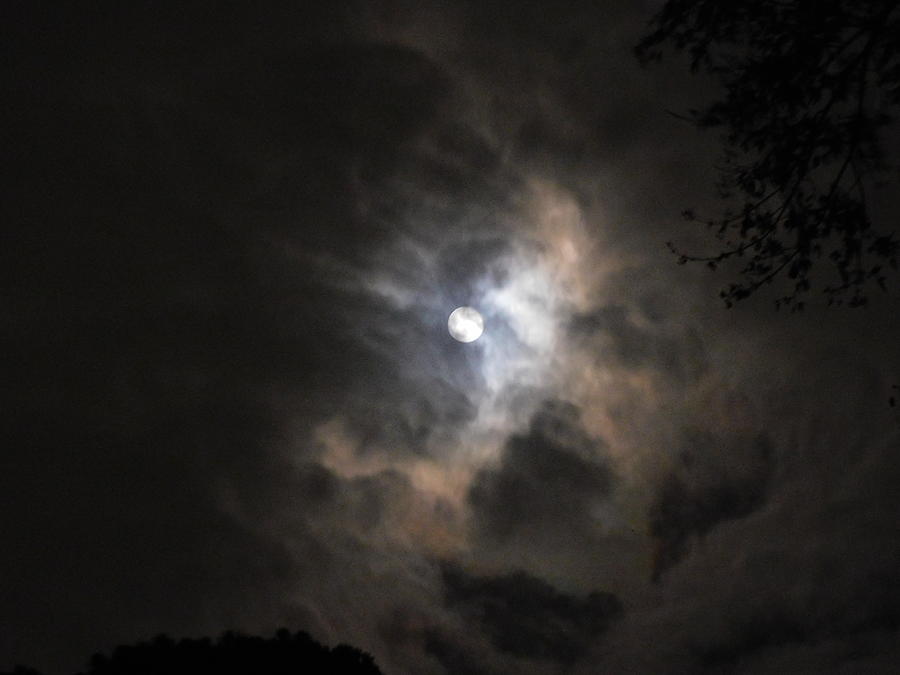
left=448, top=306, right=484, bottom=343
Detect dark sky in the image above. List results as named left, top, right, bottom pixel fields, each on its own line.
left=4, top=1, right=900, bottom=673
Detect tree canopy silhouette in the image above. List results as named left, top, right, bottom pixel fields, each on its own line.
left=637, top=0, right=900, bottom=309
left=1, top=629, right=382, bottom=675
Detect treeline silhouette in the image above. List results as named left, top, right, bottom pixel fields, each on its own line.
left=1, top=629, right=382, bottom=675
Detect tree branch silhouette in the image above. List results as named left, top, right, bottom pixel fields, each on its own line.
left=637, top=0, right=900, bottom=309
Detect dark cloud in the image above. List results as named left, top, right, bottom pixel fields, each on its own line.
left=570, top=304, right=707, bottom=383
left=468, top=400, right=613, bottom=544
left=423, top=629, right=491, bottom=675
left=694, top=601, right=900, bottom=672
left=592, top=377, right=900, bottom=672
left=685, top=552, right=900, bottom=673
left=464, top=401, right=647, bottom=600
left=439, top=564, right=622, bottom=666
left=649, top=431, right=774, bottom=580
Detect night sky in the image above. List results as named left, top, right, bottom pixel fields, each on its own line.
left=4, top=2, right=900, bottom=673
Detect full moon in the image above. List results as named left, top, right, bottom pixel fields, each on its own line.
left=448, top=306, right=484, bottom=343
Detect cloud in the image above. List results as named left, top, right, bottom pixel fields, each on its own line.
left=648, top=431, right=774, bottom=580
left=587, top=375, right=900, bottom=672
left=7, top=1, right=900, bottom=674
left=438, top=564, right=622, bottom=666
left=3, top=11, right=515, bottom=671
left=463, top=399, right=650, bottom=601
left=422, top=629, right=493, bottom=675
left=570, top=304, right=708, bottom=384
left=468, top=400, right=614, bottom=544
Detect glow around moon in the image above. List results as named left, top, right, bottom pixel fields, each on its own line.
left=448, top=306, right=484, bottom=342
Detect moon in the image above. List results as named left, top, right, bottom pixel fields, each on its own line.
left=448, top=306, right=484, bottom=343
